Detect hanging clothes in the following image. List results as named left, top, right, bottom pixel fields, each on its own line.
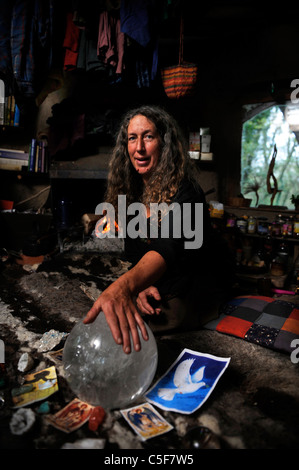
left=10, top=0, right=54, bottom=97
left=120, top=0, right=153, bottom=47
left=77, top=28, right=106, bottom=73
left=63, top=12, right=81, bottom=71
left=120, top=0, right=158, bottom=85
left=0, top=0, right=14, bottom=88
left=97, top=10, right=125, bottom=75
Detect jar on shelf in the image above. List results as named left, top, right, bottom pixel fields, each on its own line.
left=282, top=218, right=290, bottom=237
left=293, top=217, right=299, bottom=238
left=247, top=216, right=256, bottom=234
left=236, top=217, right=247, bottom=233
left=263, top=234, right=273, bottom=269
left=287, top=216, right=293, bottom=237
left=270, top=255, right=286, bottom=276
left=270, top=242, right=289, bottom=276
left=257, top=218, right=268, bottom=235
left=226, top=213, right=236, bottom=228
left=271, top=220, right=282, bottom=237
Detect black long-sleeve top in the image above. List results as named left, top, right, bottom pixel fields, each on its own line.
left=124, top=178, right=214, bottom=299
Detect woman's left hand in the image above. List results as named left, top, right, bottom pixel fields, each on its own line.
left=136, top=286, right=162, bottom=315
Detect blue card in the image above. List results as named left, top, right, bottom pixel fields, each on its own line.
left=145, top=348, right=230, bottom=414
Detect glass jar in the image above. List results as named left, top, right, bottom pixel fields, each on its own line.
left=226, top=213, right=236, bottom=228
left=236, top=217, right=247, bottom=234
left=271, top=221, right=282, bottom=237
left=270, top=255, right=286, bottom=276
left=282, top=218, right=289, bottom=237
left=294, top=217, right=299, bottom=238
left=257, top=218, right=268, bottom=235
left=247, top=216, right=256, bottom=234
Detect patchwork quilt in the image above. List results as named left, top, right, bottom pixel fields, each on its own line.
left=204, top=295, right=299, bottom=354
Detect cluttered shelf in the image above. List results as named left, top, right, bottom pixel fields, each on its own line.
left=210, top=203, right=299, bottom=295
left=224, top=204, right=299, bottom=218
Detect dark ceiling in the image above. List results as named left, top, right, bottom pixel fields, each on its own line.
left=157, top=1, right=299, bottom=99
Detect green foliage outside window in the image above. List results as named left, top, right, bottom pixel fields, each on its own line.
left=241, top=106, right=299, bottom=208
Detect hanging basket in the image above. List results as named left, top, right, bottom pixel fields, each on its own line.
left=161, top=62, right=198, bottom=99
left=161, top=17, right=198, bottom=99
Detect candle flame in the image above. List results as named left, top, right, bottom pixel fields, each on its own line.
left=95, top=216, right=119, bottom=238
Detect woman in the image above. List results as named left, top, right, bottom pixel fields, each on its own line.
left=83, top=105, right=232, bottom=353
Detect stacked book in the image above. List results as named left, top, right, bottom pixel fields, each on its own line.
left=0, top=140, right=49, bottom=173
left=0, top=81, right=20, bottom=127
left=28, top=139, right=49, bottom=173
left=0, top=148, right=29, bottom=171
left=0, top=96, right=21, bottom=127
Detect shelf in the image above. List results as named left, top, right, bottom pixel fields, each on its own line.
left=224, top=205, right=299, bottom=217
left=0, top=168, right=49, bottom=179
left=240, top=232, right=299, bottom=244
left=49, top=168, right=108, bottom=179
left=49, top=152, right=111, bottom=180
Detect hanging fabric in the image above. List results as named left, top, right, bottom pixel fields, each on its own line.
left=161, top=16, right=198, bottom=99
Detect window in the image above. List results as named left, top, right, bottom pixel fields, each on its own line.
left=241, top=102, right=299, bottom=208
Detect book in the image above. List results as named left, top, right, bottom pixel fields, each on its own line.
left=27, top=139, right=49, bottom=173
left=13, top=104, right=20, bottom=126
left=28, top=139, right=37, bottom=172
left=0, top=148, right=29, bottom=160
left=1, top=94, right=21, bottom=127
left=0, top=157, right=28, bottom=171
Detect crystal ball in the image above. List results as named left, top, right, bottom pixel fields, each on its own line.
left=63, top=314, right=158, bottom=410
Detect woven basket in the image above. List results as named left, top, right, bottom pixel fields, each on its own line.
left=161, top=17, right=198, bottom=99
left=161, top=63, right=198, bottom=99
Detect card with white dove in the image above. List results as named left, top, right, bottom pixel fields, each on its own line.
left=145, top=349, right=230, bottom=414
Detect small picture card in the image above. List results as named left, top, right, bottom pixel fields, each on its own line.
left=121, top=402, right=173, bottom=440
left=145, top=348, right=230, bottom=414
left=46, top=398, right=94, bottom=433
left=12, top=366, right=58, bottom=408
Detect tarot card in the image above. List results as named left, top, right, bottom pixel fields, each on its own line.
left=145, top=348, right=230, bottom=414
left=46, top=398, right=94, bottom=433
left=121, top=402, right=173, bottom=440
left=12, top=366, right=58, bottom=408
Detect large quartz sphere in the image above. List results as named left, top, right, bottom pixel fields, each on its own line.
left=63, top=314, right=158, bottom=409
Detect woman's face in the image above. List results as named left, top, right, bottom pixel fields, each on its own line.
left=127, top=114, right=161, bottom=184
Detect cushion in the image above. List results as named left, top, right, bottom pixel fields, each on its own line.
left=204, top=295, right=299, bottom=354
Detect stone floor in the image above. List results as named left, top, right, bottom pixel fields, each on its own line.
left=0, top=248, right=299, bottom=451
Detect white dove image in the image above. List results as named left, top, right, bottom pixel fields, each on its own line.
left=157, top=359, right=206, bottom=401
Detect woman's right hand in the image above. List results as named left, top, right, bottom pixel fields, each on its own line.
left=136, top=286, right=162, bottom=316
left=83, top=277, right=148, bottom=354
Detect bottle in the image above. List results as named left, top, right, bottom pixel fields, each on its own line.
left=236, top=216, right=247, bottom=234
left=287, top=216, right=294, bottom=237
left=257, top=217, right=268, bottom=236
left=277, top=241, right=289, bottom=267
left=282, top=218, right=289, bottom=237
left=273, top=214, right=283, bottom=237
left=270, top=241, right=289, bottom=277
left=263, top=234, right=273, bottom=269
left=247, top=216, right=256, bottom=234
left=226, top=213, right=236, bottom=228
